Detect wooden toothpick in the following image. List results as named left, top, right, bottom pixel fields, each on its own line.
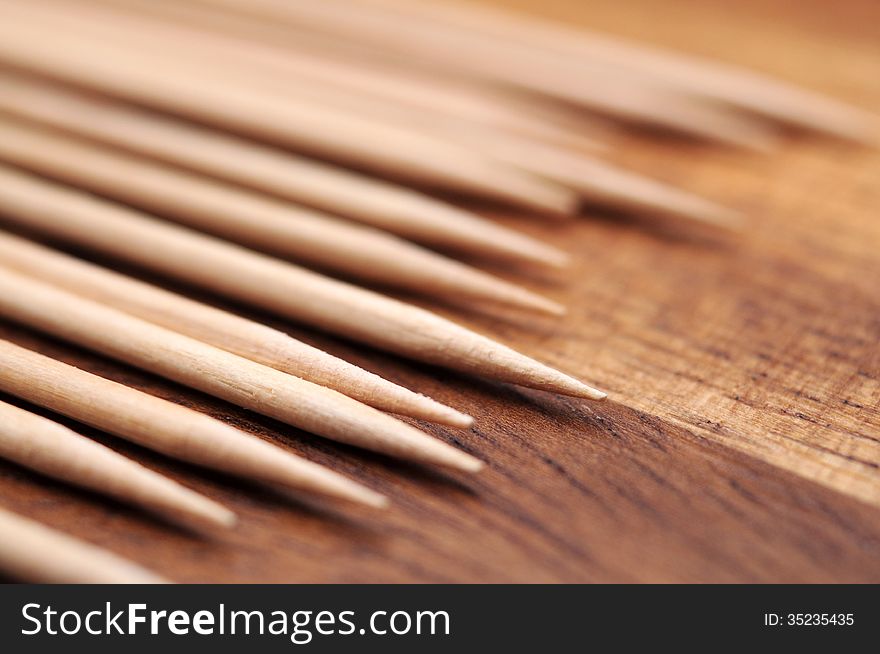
left=373, top=0, right=879, bottom=142
left=0, top=117, right=564, bottom=315
left=467, top=136, right=741, bottom=228
left=6, top=6, right=737, bottom=228
left=0, top=72, right=568, bottom=268
left=0, top=339, right=389, bottom=508
left=135, top=66, right=738, bottom=228
left=0, top=267, right=484, bottom=473
left=0, top=3, right=578, bottom=214
left=0, top=506, right=170, bottom=584
left=190, top=0, right=776, bottom=149
left=56, top=0, right=598, bottom=152
left=0, top=231, right=473, bottom=428
left=22, top=0, right=774, bottom=150
left=0, top=165, right=607, bottom=401
left=0, top=399, right=237, bottom=530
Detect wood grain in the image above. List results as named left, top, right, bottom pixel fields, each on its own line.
left=481, top=0, right=880, bottom=507
left=0, top=0, right=878, bottom=582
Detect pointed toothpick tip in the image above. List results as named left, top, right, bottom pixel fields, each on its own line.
left=180, top=488, right=240, bottom=531
left=544, top=249, right=572, bottom=269
left=687, top=203, right=746, bottom=231
left=531, top=295, right=567, bottom=316
left=311, top=475, right=390, bottom=509
left=424, top=440, right=484, bottom=472
left=471, top=271, right=567, bottom=315
left=278, top=460, right=391, bottom=509
left=268, top=471, right=390, bottom=509
left=712, top=208, right=746, bottom=230
left=215, top=507, right=240, bottom=528
left=180, top=505, right=239, bottom=534
left=562, top=379, right=608, bottom=401
left=185, top=498, right=239, bottom=532
left=547, top=370, right=608, bottom=401
left=358, top=487, right=391, bottom=509
left=383, top=387, right=473, bottom=427
left=456, top=453, right=486, bottom=473
left=434, top=407, right=476, bottom=429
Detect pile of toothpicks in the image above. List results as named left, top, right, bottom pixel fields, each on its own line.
left=0, top=0, right=873, bottom=583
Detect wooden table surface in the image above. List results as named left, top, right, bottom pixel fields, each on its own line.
left=1, top=0, right=879, bottom=583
